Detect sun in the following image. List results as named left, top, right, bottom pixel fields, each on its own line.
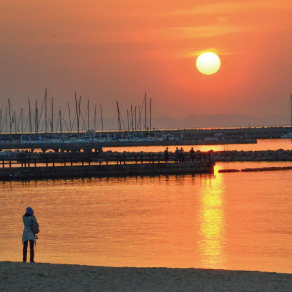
left=196, top=52, right=221, bottom=75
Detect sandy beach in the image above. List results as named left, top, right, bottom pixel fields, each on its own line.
left=1, top=262, right=292, bottom=292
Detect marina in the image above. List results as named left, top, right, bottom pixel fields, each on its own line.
left=3, top=1, right=292, bottom=285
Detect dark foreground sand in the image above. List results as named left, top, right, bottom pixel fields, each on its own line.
left=1, top=262, right=292, bottom=292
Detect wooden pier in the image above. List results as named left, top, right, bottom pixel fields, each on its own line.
left=0, top=151, right=214, bottom=181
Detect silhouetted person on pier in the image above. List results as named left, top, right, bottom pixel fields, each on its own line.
left=175, top=147, right=179, bottom=163
left=179, top=147, right=184, bottom=162
left=190, top=147, right=195, bottom=162
left=22, top=207, right=38, bottom=263
left=164, top=147, right=169, bottom=162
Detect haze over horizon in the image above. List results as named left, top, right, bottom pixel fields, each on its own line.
left=1, top=1, right=292, bottom=123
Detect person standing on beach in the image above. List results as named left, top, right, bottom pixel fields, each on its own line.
left=22, top=207, right=37, bottom=263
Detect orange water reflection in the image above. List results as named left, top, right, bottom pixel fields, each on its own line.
left=1, top=161, right=292, bottom=273
left=198, top=166, right=226, bottom=269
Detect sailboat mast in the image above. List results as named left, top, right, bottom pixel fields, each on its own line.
left=150, top=98, right=152, bottom=132
left=45, top=88, right=47, bottom=133
left=290, top=93, right=292, bottom=128
left=75, top=93, right=79, bottom=134
left=20, top=108, right=23, bottom=134
left=13, top=111, right=16, bottom=134
left=8, top=99, right=12, bottom=136
left=87, top=99, right=90, bottom=131
left=135, top=106, right=137, bottom=131
left=127, top=110, right=129, bottom=131
left=131, top=105, right=133, bottom=131
left=100, top=105, right=104, bottom=131
left=35, top=101, right=38, bottom=134
left=51, top=98, right=54, bottom=133
left=28, top=99, right=32, bottom=133
left=68, top=103, right=72, bottom=132
left=144, top=93, right=147, bottom=131
left=5, top=108, right=8, bottom=133
left=0, top=109, right=2, bottom=134
left=138, top=105, right=142, bottom=131
left=59, top=108, right=62, bottom=134
left=117, top=101, right=121, bottom=131
left=94, top=105, right=97, bottom=132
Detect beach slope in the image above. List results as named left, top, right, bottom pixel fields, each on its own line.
left=1, top=262, right=292, bottom=291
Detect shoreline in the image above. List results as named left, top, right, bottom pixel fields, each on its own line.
left=1, top=261, right=292, bottom=291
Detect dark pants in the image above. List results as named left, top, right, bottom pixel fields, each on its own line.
left=23, top=240, right=34, bottom=262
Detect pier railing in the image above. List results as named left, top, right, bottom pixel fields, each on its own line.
left=0, top=151, right=212, bottom=168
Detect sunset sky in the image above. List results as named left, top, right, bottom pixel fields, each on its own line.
left=1, top=0, right=292, bottom=123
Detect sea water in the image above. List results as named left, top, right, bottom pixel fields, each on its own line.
left=0, top=139, right=292, bottom=273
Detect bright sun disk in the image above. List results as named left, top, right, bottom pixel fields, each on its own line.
left=196, top=52, right=221, bottom=75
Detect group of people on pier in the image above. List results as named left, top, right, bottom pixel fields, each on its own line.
left=164, top=147, right=196, bottom=163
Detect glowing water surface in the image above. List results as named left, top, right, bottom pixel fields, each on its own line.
left=0, top=139, right=292, bottom=273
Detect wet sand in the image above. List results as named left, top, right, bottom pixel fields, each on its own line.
left=1, top=262, right=292, bottom=291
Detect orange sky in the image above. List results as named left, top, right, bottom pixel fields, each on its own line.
left=1, top=0, right=292, bottom=122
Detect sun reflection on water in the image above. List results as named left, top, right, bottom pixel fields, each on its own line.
left=198, top=169, right=226, bottom=269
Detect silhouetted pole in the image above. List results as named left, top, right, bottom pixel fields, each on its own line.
left=290, top=94, right=292, bottom=128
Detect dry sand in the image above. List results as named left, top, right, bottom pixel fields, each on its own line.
left=1, top=262, right=292, bottom=292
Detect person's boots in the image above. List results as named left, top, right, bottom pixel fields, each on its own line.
left=23, top=244, right=27, bottom=262
left=30, top=242, right=35, bottom=263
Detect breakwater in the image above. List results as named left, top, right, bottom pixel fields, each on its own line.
left=0, top=138, right=256, bottom=153
left=210, top=149, right=292, bottom=161
left=219, top=166, right=292, bottom=173
left=1, top=149, right=292, bottom=164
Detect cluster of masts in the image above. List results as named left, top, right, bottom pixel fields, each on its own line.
left=0, top=90, right=153, bottom=135
left=117, top=93, right=152, bottom=132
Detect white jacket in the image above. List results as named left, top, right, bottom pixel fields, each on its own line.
left=22, top=215, right=37, bottom=243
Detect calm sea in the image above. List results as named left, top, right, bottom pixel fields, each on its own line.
left=1, top=139, right=292, bottom=273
